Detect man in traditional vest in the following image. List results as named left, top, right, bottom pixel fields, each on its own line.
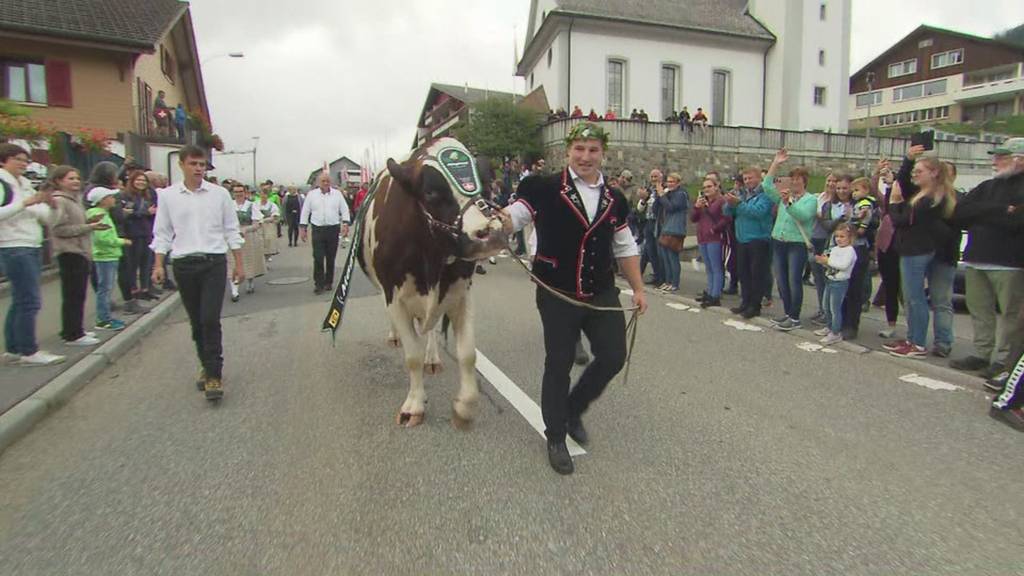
left=499, top=122, right=648, bottom=475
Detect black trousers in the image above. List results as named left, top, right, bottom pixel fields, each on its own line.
left=173, top=255, right=227, bottom=379
left=876, top=247, right=901, bottom=324
left=842, top=245, right=870, bottom=333
left=124, top=236, right=152, bottom=294
left=58, top=253, right=90, bottom=341
left=117, top=255, right=133, bottom=301
left=736, top=239, right=770, bottom=311
left=311, top=224, right=341, bottom=289
left=287, top=214, right=300, bottom=245
left=537, top=286, right=626, bottom=443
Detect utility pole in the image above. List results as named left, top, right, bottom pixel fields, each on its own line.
left=251, top=136, right=260, bottom=188
left=864, top=71, right=875, bottom=175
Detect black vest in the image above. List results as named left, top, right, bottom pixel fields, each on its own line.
left=515, top=169, right=631, bottom=300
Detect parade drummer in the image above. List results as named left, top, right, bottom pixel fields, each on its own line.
left=498, top=122, right=648, bottom=475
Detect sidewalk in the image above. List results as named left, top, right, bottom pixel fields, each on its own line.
left=0, top=272, right=178, bottom=416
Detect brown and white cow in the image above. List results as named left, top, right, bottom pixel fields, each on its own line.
left=357, top=138, right=505, bottom=428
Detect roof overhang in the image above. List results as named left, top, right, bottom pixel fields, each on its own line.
left=0, top=28, right=151, bottom=54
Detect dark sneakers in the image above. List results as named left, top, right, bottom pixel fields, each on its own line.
left=547, top=440, right=574, bottom=475
left=566, top=417, right=588, bottom=446
left=950, top=355, right=989, bottom=372
left=989, top=406, right=1024, bottom=432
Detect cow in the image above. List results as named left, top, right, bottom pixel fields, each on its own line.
left=357, top=138, right=506, bottom=428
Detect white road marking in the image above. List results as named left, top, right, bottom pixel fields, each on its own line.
left=797, top=342, right=840, bottom=354
left=475, top=350, right=587, bottom=456
left=723, top=319, right=763, bottom=332
left=899, top=373, right=963, bottom=392
left=687, top=308, right=701, bottom=314
left=666, top=303, right=690, bottom=311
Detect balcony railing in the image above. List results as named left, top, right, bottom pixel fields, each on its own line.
left=540, top=118, right=993, bottom=162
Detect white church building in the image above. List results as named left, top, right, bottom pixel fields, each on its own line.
left=517, top=0, right=851, bottom=133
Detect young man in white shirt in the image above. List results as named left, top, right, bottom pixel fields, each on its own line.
left=0, top=144, right=63, bottom=366
left=151, top=146, right=244, bottom=401
left=300, top=172, right=351, bottom=294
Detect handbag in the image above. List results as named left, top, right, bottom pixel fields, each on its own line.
left=658, top=234, right=684, bottom=253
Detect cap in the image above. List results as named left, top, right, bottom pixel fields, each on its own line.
left=988, top=137, right=1024, bottom=156
left=565, top=122, right=610, bottom=148
left=87, top=186, right=118, bottom=205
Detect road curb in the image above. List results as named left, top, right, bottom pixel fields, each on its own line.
left=0, top=293, right=182, bottom=455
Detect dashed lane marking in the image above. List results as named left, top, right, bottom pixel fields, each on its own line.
left=666, top=303, right=690, bottom=311
left=475, top=350, right=587, bottom=457
left=723, top=319, right=763, bottom=332
left=899, top=373, right=963, bottom=392
left=797, top=342, right=839, bottom=354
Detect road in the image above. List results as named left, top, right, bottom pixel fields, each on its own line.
left=0, top=241, right=1021, bottom=575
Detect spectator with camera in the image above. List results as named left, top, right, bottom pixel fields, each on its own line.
left=691, top=177, right=730, bottom=307
left=652, top=172, right=688, bottom=293
left=724, top=167, right=775, bottom=319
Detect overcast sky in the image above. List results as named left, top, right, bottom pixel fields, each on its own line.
left=189, top=0, right=1024, bottom=185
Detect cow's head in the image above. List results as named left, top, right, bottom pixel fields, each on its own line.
left=386, top=138, right=504, bottom=261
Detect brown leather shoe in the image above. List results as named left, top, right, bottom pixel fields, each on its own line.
left=204, top=377, right=224, bottom=401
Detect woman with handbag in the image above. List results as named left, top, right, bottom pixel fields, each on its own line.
left=653, top=172, right=689, bottom=292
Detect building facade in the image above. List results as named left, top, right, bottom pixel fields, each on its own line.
left=517, top=0, right=851, bottom=132
left=849, top=26, right=1024, bottom=132
left=306, top=156, right=363, bottom=192
left=413, top=83, right=521, bottom=149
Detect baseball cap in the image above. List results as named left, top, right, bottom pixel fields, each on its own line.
left=87, top=186, right=119, bottom=205
left=988, top=137, right=1024, bottom=156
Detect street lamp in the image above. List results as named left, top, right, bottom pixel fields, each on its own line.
left=201, top=52, right=245, bottom=65
left=251, top=136, right=260, bottom=189
left=864, top=71, right=876, bottom=175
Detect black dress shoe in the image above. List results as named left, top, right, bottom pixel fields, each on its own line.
left=547, top=440, right=574, bottom=475
left=722, top=286, right=738, bottom=295
left=741, top=307, right=761, bottom=319
left=730, top=305, right=746, bottom=315
left=566, top=417, right=588, bottom=446
left=700, top=297, right=721, bottom=308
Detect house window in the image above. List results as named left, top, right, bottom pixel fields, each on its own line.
left=547, top=47, right=553, bottom=69
left=819, top=2, right=826, bottom=20
left=2, top=61, right=47, bottom=104
left=855, top=91, right=882, bottom=108
left=887, top=59, right=917, bottom=78
left=930, top=49, right=963, bottom=69
left=160, top=45, right=175, bottom=84
left=711, top=69, right=730, bottom=125
left=893, top=79, right=946, bottom=102
left=813, top=86, right=826, bottom=106
left=660, top=65, right=677, bottom=120
left=607, top=59, right=625, bottom=116
left=818, top=50, right=825, bottom=66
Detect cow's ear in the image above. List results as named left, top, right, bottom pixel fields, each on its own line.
left=387, top=158, right=422, bottom=198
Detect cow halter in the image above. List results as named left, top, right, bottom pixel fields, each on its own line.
left=420, top=197, right=503, bottom=247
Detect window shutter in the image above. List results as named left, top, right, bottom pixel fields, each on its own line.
left=45, top=59, right=72, bottom=107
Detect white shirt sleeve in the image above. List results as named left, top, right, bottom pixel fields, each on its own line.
left=150, top=192, right=174, bottom=255
left=507, top=201, right=533, bottom=233
left=612, top=227, right=640, bottom=258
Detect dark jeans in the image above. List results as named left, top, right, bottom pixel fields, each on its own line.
left=58, top=253, right=90, bottom=341
left=842, top=245, right=870, bottom=333
left=876, top=247, right=901, bottom=325
left=640, top=220, right=662, bottom=282
left=536, top=286, right=626, bottom=443
left=736, top=239, right=770, bottom=311
left=117, top=255, right=133, bottom=301
left=311, top=224, right=341, bottom=289
left=124, top=236, right=152, bottom=294
left=772, top=240, right=810, bottom=320
left=0, top=247, right=42, bottom=356
left=287, top=214, right=300, bottom=245
left=172, top=255, right=228, bottom=379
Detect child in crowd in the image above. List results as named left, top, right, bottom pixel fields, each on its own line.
left=814, top=223, right=857, bottom=345
left=850, top=177, right=878, bottom=242
left=87, top=187, right=131, bottom=331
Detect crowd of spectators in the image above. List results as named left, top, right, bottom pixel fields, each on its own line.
left=546, top=105, right=711, bottom=129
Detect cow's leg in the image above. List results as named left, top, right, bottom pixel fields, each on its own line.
left=448, top=295, right=479, bottom=430
left=385, top=305, right=401, bottom=348
left=388, top=304, right=427, bottom=427
left=424, top=327, right=443, bottom=374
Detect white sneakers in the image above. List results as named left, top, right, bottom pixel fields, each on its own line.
left=66, top=335, right=100, bottom=347
left=18, top=351, right=66, bottom=366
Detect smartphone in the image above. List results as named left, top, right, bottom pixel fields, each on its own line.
left=774, top=176, right=792, bottom=190
left=911, top=130, right=935, bottom=151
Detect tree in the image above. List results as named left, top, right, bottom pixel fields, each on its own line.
left=453, top=97, right=543, bottom=162
left=994, top=23, right=1024, bottom=48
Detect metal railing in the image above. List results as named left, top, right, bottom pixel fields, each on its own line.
left=541, top=118, right=993, bottom=164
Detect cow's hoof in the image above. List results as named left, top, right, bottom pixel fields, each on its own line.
left=451, top=411, right=473, bottom=431
left=397, top=412, right=425, bottom=427
left=424, top=362, right=443, bottom=375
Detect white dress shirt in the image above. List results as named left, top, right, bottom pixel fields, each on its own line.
left=300, top=187, right=350, bottom=227
left=508, top=168, right=639, bottom=258
left=150, top=180, right=243, bottom=257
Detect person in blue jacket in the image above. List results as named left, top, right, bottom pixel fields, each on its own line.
left=652, top=172, right=689, bottom=292
left=723, top=166, right=776, bottom=318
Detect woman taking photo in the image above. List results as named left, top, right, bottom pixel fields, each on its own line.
left=691, top=177, right=730, bottom=307
left=653, top=172, right=689, bottom=293
left=50, top=166, right=108, bottom=346
left=886, top=149, right=958, bottom=359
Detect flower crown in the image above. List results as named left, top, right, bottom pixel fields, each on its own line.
left=564, top=122, right=610, bottom=148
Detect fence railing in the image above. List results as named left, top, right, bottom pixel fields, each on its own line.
left=541, top=118, right=993, bottom=164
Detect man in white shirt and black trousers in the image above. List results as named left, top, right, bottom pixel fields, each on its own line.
left=300, top=172, right=351, bottom=294
left=151, top=146, right=244, bottom=401
left=499, top=122, right=648, bottom=475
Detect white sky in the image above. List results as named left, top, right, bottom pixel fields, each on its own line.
left=188, top=0, right=1023, bottom=185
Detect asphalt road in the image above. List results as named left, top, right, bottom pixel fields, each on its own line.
left=0, top=242, right=1021, bottom=575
